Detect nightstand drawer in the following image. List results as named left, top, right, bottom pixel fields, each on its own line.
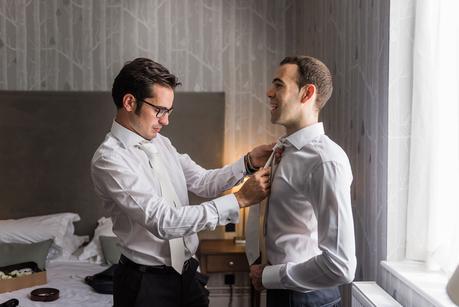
left=205, top=254, right=249, bottom=273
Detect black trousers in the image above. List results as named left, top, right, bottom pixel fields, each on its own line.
left=114, top=255, right=209, bottom=307
left=267, top=287, right=342, bottom=307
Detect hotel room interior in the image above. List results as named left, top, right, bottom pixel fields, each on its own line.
left=0, top=0, right=458, bottom=306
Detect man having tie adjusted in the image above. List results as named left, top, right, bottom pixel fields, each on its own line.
left=247, top=56, right=356, bottom=307
left=91, top=58, right=274, bottom=307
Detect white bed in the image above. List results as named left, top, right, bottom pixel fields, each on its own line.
left=0, top=261, right=112, bottom=307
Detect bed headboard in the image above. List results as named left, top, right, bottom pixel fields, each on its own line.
left=0, top=91, right=225, bottom=236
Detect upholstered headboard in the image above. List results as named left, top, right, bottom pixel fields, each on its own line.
left=0, top=91, right=225, bottom=236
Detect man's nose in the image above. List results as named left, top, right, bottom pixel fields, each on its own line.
left=267, top=86, right=275, bottom=98
left=159, top=114, right=169, bottom=126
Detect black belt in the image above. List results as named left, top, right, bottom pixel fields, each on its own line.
left=119, top=255, right=193, bottom=274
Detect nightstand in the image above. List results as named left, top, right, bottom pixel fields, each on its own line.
left=199, top=239, right=249, bottom=274
left=198, top=239, right=260, bottom=307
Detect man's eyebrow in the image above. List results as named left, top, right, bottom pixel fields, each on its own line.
left=272, top=78, right=285, bottom=84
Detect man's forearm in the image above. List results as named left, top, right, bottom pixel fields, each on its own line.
left=262, top=253, right=356, bottom=291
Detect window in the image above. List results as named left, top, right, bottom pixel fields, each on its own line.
left=388, top=0, right=459, bottom=295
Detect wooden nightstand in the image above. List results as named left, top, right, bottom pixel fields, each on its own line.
left=199, top=239, right=249, bottom=274
left=198, top=239, right=260, bottom=307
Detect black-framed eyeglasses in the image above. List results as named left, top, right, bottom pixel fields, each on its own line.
left=138, top=99, right=174, bottom=118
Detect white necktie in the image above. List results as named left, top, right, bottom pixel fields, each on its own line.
left=137, top=141, right=186, bottom=274
left=245, top=140, right=285, bottom=265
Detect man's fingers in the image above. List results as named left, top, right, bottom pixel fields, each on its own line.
left=263, top=142, right=275, bottom=149
left=256, top=167, right=271, bottom=176
left=260, top=175, right=270, bottom=184
left=249, top=265, right=265, bottom=291
left=261, top=146, right=274, bottom=154
left=262, top=182, right=270, bottom=190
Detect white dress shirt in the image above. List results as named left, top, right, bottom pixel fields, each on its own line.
left=91, top=121, right=245, bottom=266
left=262, top=122, right=357, bottom=292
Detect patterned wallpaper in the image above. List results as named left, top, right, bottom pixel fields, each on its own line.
left=291, top=0, right=390, bottom=282
left=0, top=0, right=390, bottom=284
left=0, top=0, right=285, bottom=162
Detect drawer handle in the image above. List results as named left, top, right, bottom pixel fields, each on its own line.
left=228, top=261, right=234, bottom=266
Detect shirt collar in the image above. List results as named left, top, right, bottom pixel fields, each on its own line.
left=110, top=120, right=151, bottom=148
left=284, top=122, right=325, bottom=150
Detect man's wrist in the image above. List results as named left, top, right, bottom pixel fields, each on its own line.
left=262, top=264, right=285, bottom=289
left=234, top=190, right=249, bottom=208
left=245, top=153, right=259, bottom=174
left=212, top=194, right=240, bottom=224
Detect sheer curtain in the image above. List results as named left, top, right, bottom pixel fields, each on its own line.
left=406, top=0, right=459, bottom=274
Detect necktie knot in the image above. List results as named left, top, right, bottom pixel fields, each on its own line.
left=137, top=142, right=159, bottom=161
left=137, top=141, right=157, bottom=151
left=275, top=138, right=289, bottom=150
left=263, top=138, right=287, bottom=169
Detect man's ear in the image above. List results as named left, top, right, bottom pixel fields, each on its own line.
left=122, top=94, right=137, bottom=112
left=300, top=84, right=316, bottom=104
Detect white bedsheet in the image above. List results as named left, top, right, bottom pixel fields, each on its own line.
left=0, top=261, right=113, bottom=307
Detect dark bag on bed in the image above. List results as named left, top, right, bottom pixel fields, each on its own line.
left=84, top=264, right=117, bottom=295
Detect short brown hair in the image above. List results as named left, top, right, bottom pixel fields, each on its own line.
left=112, top=58, right=181, bottom=110
left=280, top=56, right=333, bottom=110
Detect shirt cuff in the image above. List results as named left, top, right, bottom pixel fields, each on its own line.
left=262, top=264, right=285, bottom=289
left=213, top=194, right=240, bottom=225
left=230, top=156, right=247, bottom=179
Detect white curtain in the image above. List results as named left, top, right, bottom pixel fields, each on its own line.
left=406, top=0, right=459, bottom=274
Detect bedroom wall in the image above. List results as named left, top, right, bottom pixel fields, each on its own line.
left=0, top=0, right=286, bottom=162
left=0, top=0, right=390, bottom=285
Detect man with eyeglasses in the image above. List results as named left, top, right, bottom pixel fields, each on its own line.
left=90, top=58, right=273, bottom=307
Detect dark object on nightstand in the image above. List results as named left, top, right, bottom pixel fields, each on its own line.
left=225, top=223, right=236, bottom=232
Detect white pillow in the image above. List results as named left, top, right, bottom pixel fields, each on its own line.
left=0, top=213, right=88, bottom=260
left=79, top=217, right=115, bottom=264
left=48, top=217, right=88, bottom=261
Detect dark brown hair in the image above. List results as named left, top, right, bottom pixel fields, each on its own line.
left=280, top=56, right=333, bottom=110
left=112, top=58, right=181, bottom=110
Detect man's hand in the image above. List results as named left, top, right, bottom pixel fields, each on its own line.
left=249, top=264, right=266, bottom=291
left=248, top=143, right=276, bottom=168
left=249, top=143, right=284, bottom=168
left=234, top=168, right=271, bottom=208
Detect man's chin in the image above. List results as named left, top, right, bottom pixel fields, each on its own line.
left=146, top=131, right=158, bottom=140
left=270, top=115, right=280, bottom=124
